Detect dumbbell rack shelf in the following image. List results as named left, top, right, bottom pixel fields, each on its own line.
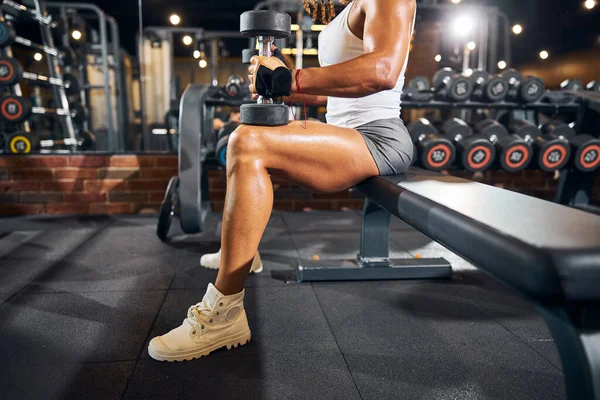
left=401, top=101, right=580, bottom=112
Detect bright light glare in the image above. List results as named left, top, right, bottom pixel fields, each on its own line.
left=498, top=60, right=507, bottom=70
left=71, top=30, right=82, bottom=40
left=466, top=41, right=476, bottom=50
left=451, top=0, right=461, bottom=3
left=199, top=59, right=208, bottom=68
left=539, top=50, right=549, bottom=60
left=584, top=0, right=596, bottom=10
left=291, top=24, right=300, bottom=31
left=34, top=52, right=43, bottom=61
left=512, top=24, right=523, bottom=35
left=169, top=14, right=181, bottom=25
left=311, top=24, right=326, bottom=31
left=464, top=68, right=473, bottom=77
left=193, top=50, right=201, bottom=59
left=182, top=35, right=193, bottom=46
left=452, top=15, right=474, bottom=37
left=434, top=54, right=442, bottom=62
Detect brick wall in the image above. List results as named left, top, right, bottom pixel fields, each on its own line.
left=0, top=155, right=177, bottom=216
left=0, top=155, right=598, bottom=216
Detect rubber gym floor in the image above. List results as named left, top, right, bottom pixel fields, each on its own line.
left=0, top=211, right=565, bottom=399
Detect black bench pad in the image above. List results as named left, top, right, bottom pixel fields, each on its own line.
left=355, top=169, right=600, bottom=304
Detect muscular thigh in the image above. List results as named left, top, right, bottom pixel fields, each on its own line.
left=250, top=120, right=379, bottom=193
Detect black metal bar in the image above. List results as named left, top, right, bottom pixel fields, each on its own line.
left=360, top=199, right=391, bottom=260
left=536, top=305, right=600, bottom=400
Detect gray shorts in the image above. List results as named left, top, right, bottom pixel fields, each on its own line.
left=355, top=118, right=414, bottom=176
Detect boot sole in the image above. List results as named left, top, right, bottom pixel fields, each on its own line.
left=201, top=263, right=263, bottom=274
left=148, top=331, right=251, bottom=362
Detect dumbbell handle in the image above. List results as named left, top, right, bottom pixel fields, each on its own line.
left=256, top=35, right=275, bottom=105
left=39, top=137, right=82, bottom=148
left=13, top=36, right=67, bottom=59
left=20, top=71, right=75, bottom=91
left=2, top=0, right=53, bottom=25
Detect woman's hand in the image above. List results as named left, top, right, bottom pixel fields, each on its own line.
left=247, top=55, right=293, bottom=100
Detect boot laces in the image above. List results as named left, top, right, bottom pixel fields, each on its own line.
left=185, top=302, right=216, bottom=334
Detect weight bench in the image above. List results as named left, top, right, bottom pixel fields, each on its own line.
left=295, top=168, right=600, bottom=400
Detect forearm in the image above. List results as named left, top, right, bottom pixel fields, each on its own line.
left=284, top=93, right=328, bottom=106
left=293, top=53, right=396, bottom=98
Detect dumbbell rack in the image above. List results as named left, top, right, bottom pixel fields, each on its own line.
left=402, top=95, right=600, bottom=214
left=0, top=0, right=76, bottom=153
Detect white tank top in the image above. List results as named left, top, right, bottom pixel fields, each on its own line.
left=317, top=2, right=413, bottom=128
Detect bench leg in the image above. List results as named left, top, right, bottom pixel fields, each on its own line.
left=293, top=199, right=452, bottom=282
left=537, top=305, right=600, bottom=400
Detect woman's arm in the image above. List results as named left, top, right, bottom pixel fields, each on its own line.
left=294, top=0, right=416, bottom=98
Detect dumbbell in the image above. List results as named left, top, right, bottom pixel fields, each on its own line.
left=474, top=119, right=533, bottom=172
left=587, top=81, right=600, bottom=92
left=500, top=69, right=545, bottom=103
left=541, top=121, right=600, bottom=173
left=215, top=121, right=241, bottom=167
left=38, top=130, right=96, bottom=152
left=432, top=68, right=473, bottom=102
left=408, top=118, right=456, bottom=171
left=509, top=120, right=571, bottom=172
left=0, top=21, right=77, bottom=66
left=239, top=10, right=291, bottom=126
left=560, top=79, right=584, bottom=91
left=222, top=75, right=248, bottom=99
left=440, top=118, right=495, bottom=172
left=0, top=95, right=81, bottom=123
left=467, top=69, right=508, bottom=102
left=402, top=76, right=434, bottom=102
left=0, top=57, right=79, bottom=94
left=242, top=49, right=259, bottom=64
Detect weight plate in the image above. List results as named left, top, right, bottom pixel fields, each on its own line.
left=560, top=79, right=584, bottom=91
left=240, top=103, right=289, bottom=126
left=570, top=135, right=600, bottom=172
left=242, top=48, right=259, bottom=64
left=60, top=46, right=77, bottom=67
left=402, top=88, right=434, bottom=102
left=421, top=138, right=456, bottom=171
left=217, top=121, right=240, bottom=140
left=501, top=140, right=532, bottom=172
left=500, top=69, right=522, bottom=87
left=432, top=68, right=455, bottom=90
left=0, top=57, right=23, bottom=86
left=448, top=76, right=473, bottom=102
left=62, top=73, right=80, bottom=95
left=541, top=121, right=573, bottom=138
left=240, top=11, right=291, bottom=39
left=587, top=80, right=600, bottom=92
left=408, top=118, right=438, bottom=142
left=469, top=69, right=490, bottom=89
left=0, top=95, right=32, bottom=123
left=216, top=134, right=230, bottom=168
left=538, top=141, right=571, bottom=172
left=9, top=133, right=32, bottom=154
left=520, top=76, right=545, bottom=103
left=0, top=21, right=16, bottom=47
left=442, top=118, right=472, bottom=140
left=79, top=130, right=97, bottom=151
left=157, top=176, right=180, bottom=242
left=462, top=138, right=495, bottom=172
left=408, top=76, right=431, bottom=92
left=475, top=119, right=508, bottom=139
left=484, top=76, right=508, bottom=102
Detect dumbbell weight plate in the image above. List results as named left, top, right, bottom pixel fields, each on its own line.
left=408, top=76, right=431, bottom=92
left=0, top=56, right=23, bottom=86
left=79, top=130, right=97, bottom=151
left=484, top=76, right=508, bottom=102
left=240, top=11, right=291, bottom=39
left=496, top=135, right=533, bottom=172
left=469, top=69, right=490, bottom=90
left=217, top=121, right=240, bottom=141
left=402, top=87, right=434, bottom=102
left=9, top=133, right=32, bottom=154
left=537, top=140, right=570, bottom=172
left=70, top=102, right=88, bottom=125
left=459, top=137, right=495, bottom=172
left=240, top=103, right=289, bottom=126
left=501, top=69, right=523, bottom=87
left=519, top=76, right=545, bottom=103
left=560, top=79, right=584, bottom=91
left=157, top=176, right=180, bottom=242
left=0, top=21, right=16, bottom=47
left=216, top=134, right=230, bottom=168
left=242, top=49, right=259, bottom=64
left=587, top=81, right=600, bottom=92
left=420, top=136, right=456, bottom=171
left=432, top=68, right=455, bottom=91
left=0, top=95, right=32, bottom=123
left=571, top=135, right=600, bottom=172
left=60, top=46, right=77, bottom=67
left=62, top=73, right=80, bottom=95
left=448, top=76, right=473, bottom=102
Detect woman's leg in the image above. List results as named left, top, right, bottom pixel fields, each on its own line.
left=215, top=120, right=379, bottom=295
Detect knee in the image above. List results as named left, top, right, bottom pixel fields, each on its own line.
left=227, top=125, right=265, bottom=173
